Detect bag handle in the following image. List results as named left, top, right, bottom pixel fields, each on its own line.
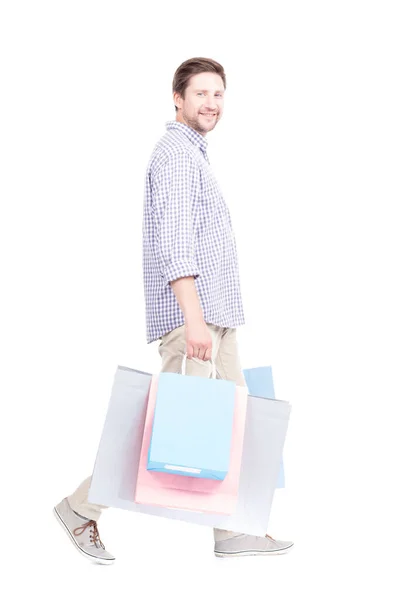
left=182, top=352, right=220, bottom=378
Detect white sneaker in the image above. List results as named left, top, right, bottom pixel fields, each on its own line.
left=54, top=498, right=115, bottom=565
left=214, top=533, right=294, bottom=558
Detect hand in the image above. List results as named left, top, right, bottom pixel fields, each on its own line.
left=185, top=317, right=212, bottom=361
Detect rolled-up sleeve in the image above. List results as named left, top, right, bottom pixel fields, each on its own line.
left=151, top=151, right=201, bottom=287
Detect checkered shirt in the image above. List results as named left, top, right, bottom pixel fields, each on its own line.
left=142, top=120, right=245, bottom=344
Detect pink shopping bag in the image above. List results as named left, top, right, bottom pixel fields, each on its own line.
left=134, top=374, right=248, bottom=514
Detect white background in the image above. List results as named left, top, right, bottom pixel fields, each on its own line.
left=1, top=0, right=399, bottom=597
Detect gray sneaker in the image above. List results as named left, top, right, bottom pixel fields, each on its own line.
left=214, top=533, right=294, bottom=558
left=54, top=498, right=115, bottom=565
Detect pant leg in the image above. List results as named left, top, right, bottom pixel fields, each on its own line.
left=67, top=476, right=108, bottom=521
left=213, top=327, right=249, bottom=542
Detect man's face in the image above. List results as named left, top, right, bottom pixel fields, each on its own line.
left=174, top=72, right=225, bottom=136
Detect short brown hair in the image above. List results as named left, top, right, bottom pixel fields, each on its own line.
left=172, top=57, right=226, bottom=112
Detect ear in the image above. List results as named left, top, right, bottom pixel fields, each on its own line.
left=173, top=91, right=182, bottom=111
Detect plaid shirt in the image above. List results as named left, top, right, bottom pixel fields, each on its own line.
left=142, top=120, right=245, bottom=344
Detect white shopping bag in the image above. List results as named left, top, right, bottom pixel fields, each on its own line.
left=88, top=365, right=291, bottom=536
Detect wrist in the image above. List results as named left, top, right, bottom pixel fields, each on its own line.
left=184, top=309, right=204, bottom=323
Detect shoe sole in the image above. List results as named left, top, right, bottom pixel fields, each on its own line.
left=214, top=545, right=294, bottom=558
left=53, top=506, right=115, bottom=565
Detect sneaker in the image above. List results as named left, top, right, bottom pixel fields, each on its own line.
left=214, top=533, right=294, bottom=558
left=54, top=498, right=115, bottom=565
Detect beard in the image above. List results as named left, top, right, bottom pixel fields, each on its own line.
left=183, top=110, right=218, bottom=134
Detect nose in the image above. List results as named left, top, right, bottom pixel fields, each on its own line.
left=204, top=95, right=218, bottom=110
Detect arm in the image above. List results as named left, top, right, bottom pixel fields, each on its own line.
left=151, top=152, right=212, bottom=361
left=170, top=276, right=203, bottom=322
left=152, top=151, right=200, bottom=287
left=170, top=276, right=212, bottom=361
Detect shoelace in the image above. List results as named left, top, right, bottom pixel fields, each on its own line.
left=73, top=520, right=105, bottom=549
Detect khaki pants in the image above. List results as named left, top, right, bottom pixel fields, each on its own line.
left=68, top=323, right=249, bottom=542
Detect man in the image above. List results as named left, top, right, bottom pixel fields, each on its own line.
left=54, top=57, right=293, bottom=563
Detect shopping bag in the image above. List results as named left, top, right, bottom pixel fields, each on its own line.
left=243, top=366, right=285, bottom=488
left=135, top=373, right=248, bottom=513
left=88, top=365, right=291, bottom=536
left=147, top=372, right=236, bottom=480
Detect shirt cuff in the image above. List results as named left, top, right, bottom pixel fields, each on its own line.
left=162, top=260, right=200, bottom=287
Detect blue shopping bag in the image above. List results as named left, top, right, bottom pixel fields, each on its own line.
left=147, top=372, right=236, bottom=480
left=243, top=366, right=285, bottom=488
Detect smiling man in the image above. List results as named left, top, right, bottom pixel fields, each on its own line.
left=53, top=57, right=293, bottom=563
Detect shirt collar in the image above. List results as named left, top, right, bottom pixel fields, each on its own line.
left=165, top=120, right=208, bottom=155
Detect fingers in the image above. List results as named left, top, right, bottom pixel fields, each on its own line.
left=186, top=345, right=211, bottom=361
left=197, top=346, right=206, bottom=361
left=204, top=346, right=212, bottom=362
left=188, top=344, right=212, bottom=361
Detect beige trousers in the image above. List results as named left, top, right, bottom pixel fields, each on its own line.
left=67, top=323, right=249, bottom=542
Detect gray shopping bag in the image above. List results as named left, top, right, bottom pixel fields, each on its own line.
left=88, top=365, right=291, bottom=536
